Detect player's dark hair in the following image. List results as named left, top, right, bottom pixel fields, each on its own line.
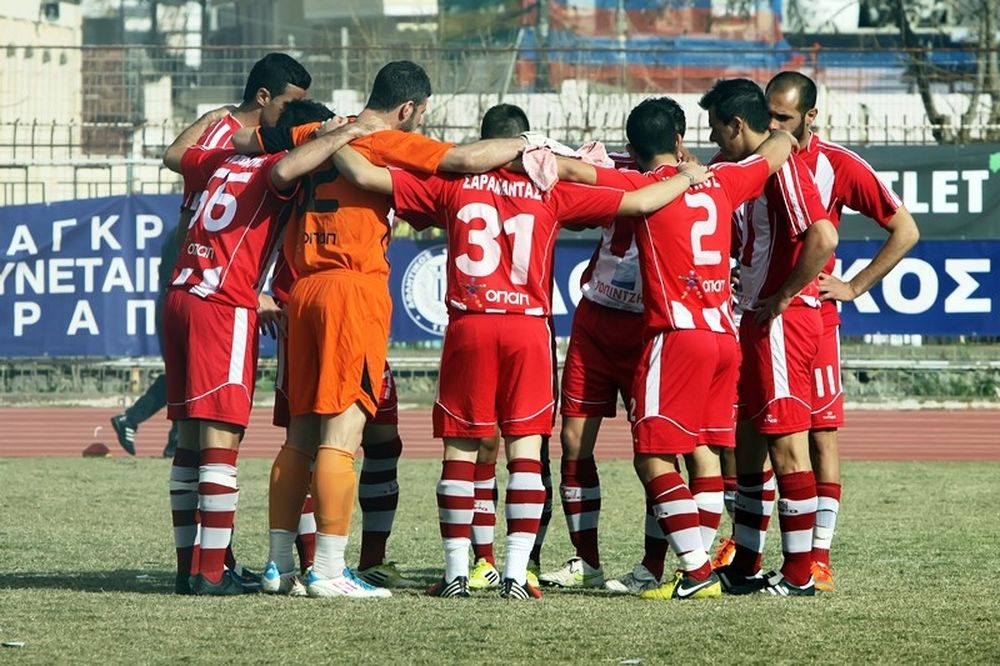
left=699, top=78, right=771, bottom=133
left=275, top=99, right=334, bottom=128
left=242, top=52, right=312, bottom=104
left=625, top=97, right=685, bottom=161
left=480, top=104, right=530, bottom=139
left=765, top=71, right=818, bottom=113
left=366, top=60, right=433, bottom=111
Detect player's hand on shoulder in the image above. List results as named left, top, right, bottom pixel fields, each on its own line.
left=203, top=105, right=236, bottom=123
left=314, top=115, right=350, bottom=137
left=257, top=293, right=286, bottom=339
left=678, top=160, right=711, bottom=185
left=818, top=272, right=859, bottom=302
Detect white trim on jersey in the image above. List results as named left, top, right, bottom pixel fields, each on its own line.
left=228, top=307, right=249, bottom=385
left=816, top=138, right=904, bottom=210
left=643, top=332, right=664, bottom=417
left=769, top=314, right=791, bottom=400
left=670, top=301, right=695, bottom=329
left=777, top=160, right=811, bottom=236
left=702, top=307, right=724, bottom=333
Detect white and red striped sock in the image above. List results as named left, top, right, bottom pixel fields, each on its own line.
left=169, top=448, right=200, bottom=580
left=196, top=448, right=240, bottom=584
left=471, top=462, right=497, bottom=565
left=732, top=470, right=776, bottom=576
left=777, top=471, right=818, bottom=586
left=812, top=482, right=841, bottom=566
left=359, top=437, right=402, bottom=571
left=295, top=493, right=316, bottom=572
left=690, top=475, right=725, bottom=553
left=437, top=460, right=475, bottom=583
left=645, top=471, right=711, bottom=580
left=504, top=458, right=546, bottom=585
left=559, top=456, right=602, bottom=569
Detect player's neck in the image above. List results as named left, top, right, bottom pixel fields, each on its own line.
left=356, top=108, right=398, bottom=130
left=231, top=105, right=261, bottom=127
left=744, top=130, right=771, bottom=159
left=799, top=128, right=813, bottom=151
left=639, top=154, right=679, bottom=172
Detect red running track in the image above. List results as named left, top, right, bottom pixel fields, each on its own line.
left=0, top=407, right=997, bottom=460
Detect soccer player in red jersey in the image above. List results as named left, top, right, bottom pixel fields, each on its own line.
left=765, top=71, right=920, bottom=591
left=554, top=97, right=800, bottom=599
left=160, top=102, right=372, bottom=595
left=698, top=78, right=839, bottom=596
left=329, top=113, right=711, bottom=598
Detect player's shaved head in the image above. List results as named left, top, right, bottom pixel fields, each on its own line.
left=625, top=97, right=685, bottom=161
left=242, top=52, right=311, bottom=105
left=766, top=71, right=817, bottom=113
left=367, top=60, right=433, bottom=112
left=699, top=78, right=771, bottom=133
left=276, top=99, right=334, bottom=128
left=480, top=104, right=530, bottom=139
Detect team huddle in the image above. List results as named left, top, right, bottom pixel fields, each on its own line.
left=159, top=53, right=918, bottom=600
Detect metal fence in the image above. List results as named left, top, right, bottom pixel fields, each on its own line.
left=2, top=44, right=999, bottom=204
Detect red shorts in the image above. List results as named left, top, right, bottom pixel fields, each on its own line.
left=631, top=329, right=739, bottom=455
left=273, top=329, right=398, bottom=428
left=561, top=297, right=646, bottom=419
left=164, top=289, right=258, bottom=428
left=433, top=313, right=555, bottom=438
left=811, top=323, right=844, bottom=429
left=737, top=306, right=822, bottom=435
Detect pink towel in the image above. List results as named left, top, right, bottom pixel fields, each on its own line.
left=521, top=139, right=616, bottom=192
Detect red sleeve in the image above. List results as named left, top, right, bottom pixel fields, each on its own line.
left=389, top=167, right=451, bottom=224
left=593, top=165, right=642, bottom=191
left=710, top=155, right=770, bottom=207
left=774, top=154, right=828, bottom=237
left=830, top=150, right=902, bottom=226
left=180, top=146, right=230, bottom=193
left=550, top=182, right=625, bottom=228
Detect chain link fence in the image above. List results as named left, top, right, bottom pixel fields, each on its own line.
left=2, top=43, right=998, bottom=205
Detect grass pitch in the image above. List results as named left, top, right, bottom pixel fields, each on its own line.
left=1, top=457, right=998, bottom=665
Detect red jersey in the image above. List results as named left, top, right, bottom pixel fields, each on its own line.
left=732, top=152, right=829, bottom=313
left=181, top=114, right=244, bottom=211
left=390, top=167, right=624, bottom=317
left=799, top=133, right=902, bottom=325
left=579, top=218, right=643, bottom=313
left=170, top=147, right=294, bottom=309
left=595, top=156, right=771, bottom=336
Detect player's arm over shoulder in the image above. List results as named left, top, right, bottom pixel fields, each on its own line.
left=331, top=146, right=393, bottom=194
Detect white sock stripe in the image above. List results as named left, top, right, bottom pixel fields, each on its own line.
left=502, top=532, right=536, bottom=585
left=781, top=528, right=814, bottom=553
left=677, top=548, right=710, bottom=573
left=199, top=467, right=238, bottom=489
left=361, top=511, right=395, bottom=533
left=314, top=533, right=349, bottom=579
left=815, top=508, right=839, bottom=529
left=169, top=480, right=198, bottom=493
left=693, top=491, right=725, bottom=512
left=645, top=514, right=667, bottom=539
left=816, top=497, right=841, bottom=513
left=361, top=457, right=400, bottom=473
left=735, top=495, right=775, bottom=516
left=169, top=468, right=199, bottom=483
left=699, top=526, right=718, bottom=553
left=508, top=472, right=545, bottom=491
left=473, top=478, right=497, bottom=490
left=734, top=524, right=767, bottom=553
left=471, top=526, right=495, bottom=543
left=200, top=491, right=239, bottom=512
left=737, top=478, right=777, bottom=493
left=358, top=481, right=400, bottom=498
left=813, top=524, right=835, bottom=549
left=173, top=525, right=197, bottom=548
left=200, top=526, right=233, bottom=550
left=560, top=485, right=602, bottom=502
left=439, top=508, right=474, bottom=524
left=566, top=510, right=600, bottom=532
left=778, top=497, right=818, bottom=515
left=297, top=514, right=316, bottom=534
left=438, top=479, right=474, bottom=496
left=653, top=497, right=699, bottom=519
left=443, top=537, right=471, bottom=582
left=507, top=503, right=544, bottom=521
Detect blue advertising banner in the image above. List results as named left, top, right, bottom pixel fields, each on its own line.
left=1, top=194, right=998, bottom=357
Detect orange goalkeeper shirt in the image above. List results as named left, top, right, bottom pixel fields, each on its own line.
left=268, top=123, right=454, bottom=280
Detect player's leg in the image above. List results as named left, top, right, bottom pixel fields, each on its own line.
left=427, top=437, right=479, bottom=598
left=469, top=433, right=502, bottom=590
left=499, top=434, right=546, bottom=599
left=686, top=446, right=725, bottom=555
left=357, top=364, right=413, bottom=587
left=168, top=420, right=200, bottom=595
left=809, top=323, right=845, bottom=591
left=529, top=435, right=553, bottom=575
left=711, top=447, right=739, bottom=569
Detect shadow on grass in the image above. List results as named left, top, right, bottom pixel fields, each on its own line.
left=1, top=569, right=178, bottom=595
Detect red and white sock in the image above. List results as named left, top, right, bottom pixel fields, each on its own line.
left=642, top=498, right=669, bottom=581
left=732, top=470, right=776, bottom=576
left=723, top=474, right=738, bottom=521
left=437, top=460, right=475, bottom=583
left=471, top=462, right=497, bottom=565
left=295, top=493, right=316, bottom=572
left=690, top=475, right=724, bottom=553
left=196, top=448, right=240, bottom=584
left=645, top=471, right=711, bottom=580
left=559, top=456, right=601, bottom=569
left=777, top=471, right=818, bottom=586
left=505, top=458, right=546, bottom=585
left=358, top=436, right=402, bottom=571
left=169, top=448, right=200, bottom=580
left=530, top=445, right=552, bottom=567
left=812, top=482, right=841, bottom=566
